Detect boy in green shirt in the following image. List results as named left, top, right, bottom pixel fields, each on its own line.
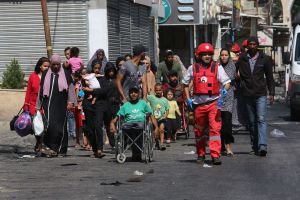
left=147, top=83, right=170, bottom=151
left=110, top=86, right=158, bottom=162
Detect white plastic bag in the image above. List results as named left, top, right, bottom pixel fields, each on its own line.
left=270, top=128, right=286, bottom=138
left=32, top=110, right=46, bottom=136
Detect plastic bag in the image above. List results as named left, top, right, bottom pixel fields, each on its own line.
left=14, top=111, right=32, bottom=137
left=270, top=128, right=286, bottom=138
left=32, top=110, right=47, bottom=136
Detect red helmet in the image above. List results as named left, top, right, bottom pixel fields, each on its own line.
left=196, top=43, right=214, bottom=55
left=231, top=43, right=241, bottom=53
left=242, top=39, right=248, bottom=48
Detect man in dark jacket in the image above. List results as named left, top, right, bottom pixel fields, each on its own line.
left=236, top=36, right=275, bottom=157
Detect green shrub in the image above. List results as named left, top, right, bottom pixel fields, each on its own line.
left=2, top=59, right=24, bottom=89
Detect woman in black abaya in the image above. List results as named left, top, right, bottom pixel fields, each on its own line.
left=37, top=54, right=76, bottom=157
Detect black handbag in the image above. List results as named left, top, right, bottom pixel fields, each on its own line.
left=10, top=107, right=23, bottom=131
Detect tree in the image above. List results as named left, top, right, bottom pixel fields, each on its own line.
left=1, top=59, right=24, bottom=89
left=272, top=0, right=283, bottom=23
left=291, top=1, right=300, bottom=23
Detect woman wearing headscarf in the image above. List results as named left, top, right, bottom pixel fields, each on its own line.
left=87, top=49, right=108, bottom=74
left=37, top=54, right=76, bottom=157
left=219, top=48, right=236, bottom=156
left=173, top=55, right=187, bottom=77
left=82, top=59, right=111, bottom=158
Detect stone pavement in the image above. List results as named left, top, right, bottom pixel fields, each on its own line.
left=1, top=102, right=300, bottom=200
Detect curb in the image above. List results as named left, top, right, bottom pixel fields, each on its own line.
left=0, top=89, right=26, bottom=92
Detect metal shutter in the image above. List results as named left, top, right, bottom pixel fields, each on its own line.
left=0, top=0, right=88, bottom=78
left=107, top=0, right=120, bottom=61
left=107, top=0, right=155, bottom=62
left=119, top=0, right=132, bottom=56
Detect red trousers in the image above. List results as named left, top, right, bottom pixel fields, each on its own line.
left=193, top=101, right=221, bottom=158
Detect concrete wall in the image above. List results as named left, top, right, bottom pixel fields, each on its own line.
left=88, top=0, right=109, bottom=59
left=0, top=90, right=25, bottom=122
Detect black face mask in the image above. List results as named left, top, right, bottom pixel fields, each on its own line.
left=169, top=80, right=178, bottom=87
left=248, top=48, right=258, bottom=57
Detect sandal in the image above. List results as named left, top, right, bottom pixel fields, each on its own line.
left=45, top=149, right=58, bottom=158
left=34, top=144, right=42, bottom=153
left=75, top=144, right=81, bottom=149
left=85, top=145, right=92, bottom=151
left=95, top=150, right=106, bottom=158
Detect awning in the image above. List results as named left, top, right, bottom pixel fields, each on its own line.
left=220, top=11, right=264, bottom=20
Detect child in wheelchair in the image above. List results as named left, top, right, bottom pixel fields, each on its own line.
left=110, top=86, right=159, bottom=162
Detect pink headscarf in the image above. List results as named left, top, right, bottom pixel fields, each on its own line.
left=43, top=54, right=68, bottom=97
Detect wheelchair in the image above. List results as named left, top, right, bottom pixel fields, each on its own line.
left=114, top=115, right=154, bottom=164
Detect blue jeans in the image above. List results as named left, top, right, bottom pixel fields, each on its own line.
left=244, top=96, right=267, bottom=152
left=67, top=111, right=76, bottom=137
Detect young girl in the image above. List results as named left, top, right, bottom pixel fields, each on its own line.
left=165, top=89, right=181, bottom=144
left=68, top=47, right=84, bottom=74
left=73, top=71, right=84, bottom=149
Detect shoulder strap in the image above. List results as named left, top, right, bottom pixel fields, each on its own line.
left=194, top=63, right=200, bottom=73
left=211, top=61, right=216, bottom=73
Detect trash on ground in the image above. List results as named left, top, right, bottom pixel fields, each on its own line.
left=20, top=155, right=36, bottom=159
left=127, top=176, right=144, bottom=182
left=61, top=163, right=78, bottom=166
left=270, top=128, right=286, bottom=138
left=146, top=169, right=154, bottom=174
left=184, top=150, right=195, bottom=155
left=100, top=181, right=122, bottom=186
left=133, top=170, right=143, bottom=176
left=203, top=163, right=212, bottom=168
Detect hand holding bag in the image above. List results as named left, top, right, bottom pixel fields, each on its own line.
left=10, top=108, right=23, bottom=131
left=32, top=110, right=48, bottom=136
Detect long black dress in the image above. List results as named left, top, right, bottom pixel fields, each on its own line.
left=38, top=68, right=74, bottom=154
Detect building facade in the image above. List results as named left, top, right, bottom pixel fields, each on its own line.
left=0, top=0, right=161, bottom=78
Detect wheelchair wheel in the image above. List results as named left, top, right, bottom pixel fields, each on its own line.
left=148, top=138, right=154, bottom=162
left=116, top=153, right=126, bottom=164
left=144, top=141, right=149, bottom=164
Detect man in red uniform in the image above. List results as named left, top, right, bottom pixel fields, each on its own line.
left=182, top=43, right=231, bottom=165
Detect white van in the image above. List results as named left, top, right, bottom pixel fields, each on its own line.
left=285, top=25, right=300, bottom=120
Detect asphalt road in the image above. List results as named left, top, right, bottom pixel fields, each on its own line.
left=0, top=102, right=299, bottom=200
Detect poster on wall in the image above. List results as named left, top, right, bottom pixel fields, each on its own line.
left=257, top=28, right=273, bottom=46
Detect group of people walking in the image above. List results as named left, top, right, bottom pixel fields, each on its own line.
left=22, top=35, right=275, bottom=164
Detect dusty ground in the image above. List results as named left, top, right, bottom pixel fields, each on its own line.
left=0, top=90, right=35, bottom=149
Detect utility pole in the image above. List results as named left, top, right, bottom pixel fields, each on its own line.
left=232, top=0, right=241, bottom=43
left=41, top=0, right=52, bottom=58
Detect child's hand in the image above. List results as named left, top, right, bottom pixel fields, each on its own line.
left=95, top=74, right=104, bottom=77
left=67, top=102, right=74, bottom=111
left=82, top=87, right=93, bottom=92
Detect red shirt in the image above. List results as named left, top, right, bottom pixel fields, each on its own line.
left=24, top=72, right=40, bottom=116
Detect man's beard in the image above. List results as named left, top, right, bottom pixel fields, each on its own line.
left=166, top=60, right=173, bottom=67
left=248, top=48, right=258, bottom=57
left=169, top=80, right=178, bottom=87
